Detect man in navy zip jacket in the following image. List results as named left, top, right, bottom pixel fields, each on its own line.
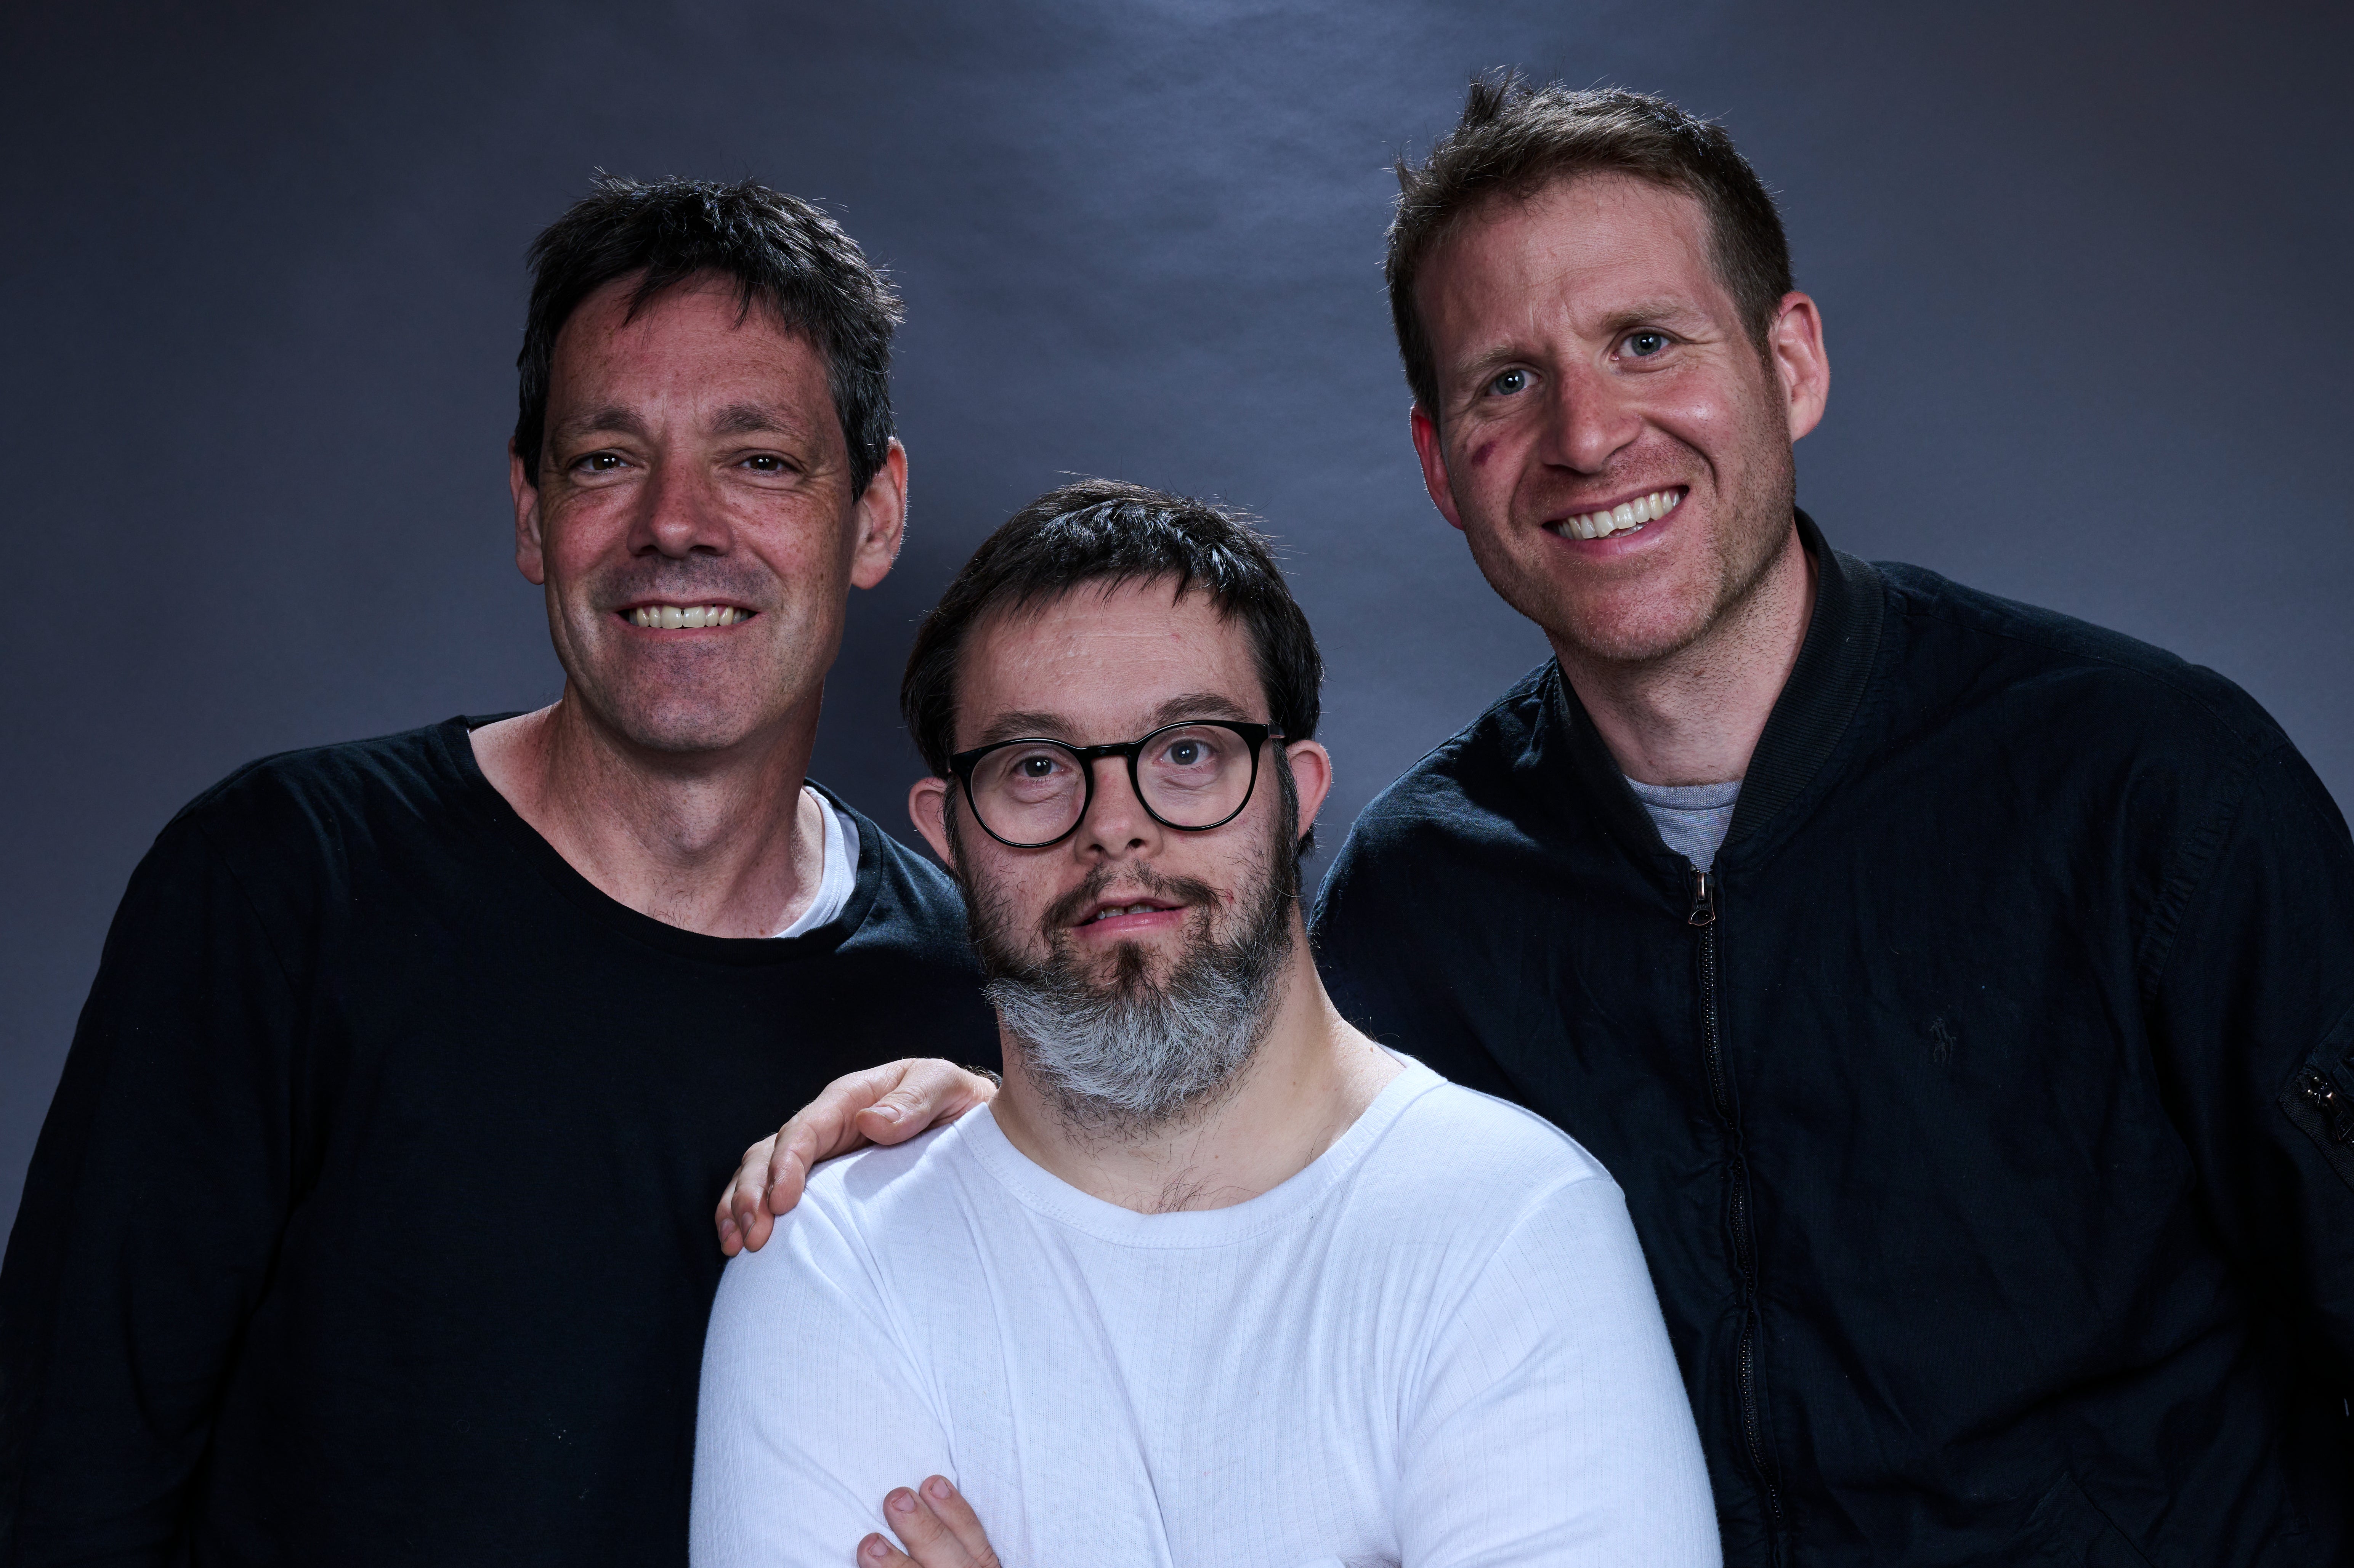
left=1310, top=79, right=2354, bottom=1565
left=732, top=78, right=2354, bottom=1567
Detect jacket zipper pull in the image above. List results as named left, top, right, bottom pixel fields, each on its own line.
left=1688, top=867, right=1717, bottom=927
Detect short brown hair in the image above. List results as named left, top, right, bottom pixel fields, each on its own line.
left=515, top=175, right=904, bottom=500
left=1386, top=74, right=1793, bottom=419
left=900, top=479, right=1322, bottom=780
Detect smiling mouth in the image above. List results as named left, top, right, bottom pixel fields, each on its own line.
left=1546, top=487, right=1684, bottom=541
left=1080, top=900, right=1182, bottom=926
left=621, top=603, right=752, bottom=629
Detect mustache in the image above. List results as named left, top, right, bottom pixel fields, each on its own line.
left=1039, top=861, right=1223, bottom=938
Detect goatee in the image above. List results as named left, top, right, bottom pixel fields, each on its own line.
left=964, top=790, right=1298, bottom=1142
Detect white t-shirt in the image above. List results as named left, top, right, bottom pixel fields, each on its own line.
left=773, top=788, right=858, bottom=939
left=690, top=1060, right=1719, bottom=1568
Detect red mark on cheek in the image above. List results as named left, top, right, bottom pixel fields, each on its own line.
left=1464, top=436, right=1500, bottom=472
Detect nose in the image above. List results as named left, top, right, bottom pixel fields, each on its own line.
left=627, top=455, right=733, bottom=559
left=1539, top=359, right=1642, bottom=474
left=1074, top=754, right=1163, bottom=860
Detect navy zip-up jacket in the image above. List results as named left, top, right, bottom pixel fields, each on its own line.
left=1314, top=514, right=2354, bottom=1566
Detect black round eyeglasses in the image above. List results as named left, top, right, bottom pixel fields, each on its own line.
left=948, top=720, right=1284, bottom=849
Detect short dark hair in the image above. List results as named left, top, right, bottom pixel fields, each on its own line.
left=514, top=174, right=904, bottom=498
left=1386, top=74, right=1793, bottom=419
left=901, top=479, right=1323, bottom=783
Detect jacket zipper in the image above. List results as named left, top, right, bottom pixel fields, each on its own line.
left=1691, top=867, right=1785, bottom=1538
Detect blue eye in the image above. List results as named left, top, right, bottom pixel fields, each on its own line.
left=1488, top=368, right=1530, bottom=396
left=1624, top=332, right=1669, bottom=357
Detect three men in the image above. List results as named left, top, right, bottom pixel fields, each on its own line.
left=691, top=482, right=1717, bottom=1566
left=737, top=79, right=2354, bottom=1563
left=0, top=178, right=994, bottom=1559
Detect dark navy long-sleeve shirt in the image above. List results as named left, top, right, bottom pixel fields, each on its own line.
left=0, top=716, right=994, bottom=1564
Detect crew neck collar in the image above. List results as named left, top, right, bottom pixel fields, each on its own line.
left=428, top=714, right=884, bottom=964
left=950, top=1057, right=1444, bottom=1248
left=1536, top=509, right=1886, bottom=878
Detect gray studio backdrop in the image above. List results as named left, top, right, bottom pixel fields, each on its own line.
left=3, top=0, right=2348, bottom=1235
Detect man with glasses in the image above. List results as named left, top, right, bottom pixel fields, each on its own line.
left=688, top=480, right=1718, bottom=1568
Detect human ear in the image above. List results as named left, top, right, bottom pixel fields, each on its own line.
left=1408, top=405, right=1469, bottom=534
left=510, top=440, right=548, bottom=586
left=849, top=439, right=909, bottom=591
left=1280, top=739, right=1334, bottom=834
left=1768, top=291, right=1830, bottom=443
left=909, top=775, right=957, bottom=870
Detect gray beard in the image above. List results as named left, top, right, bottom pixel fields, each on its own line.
left=967, top=820, right=1297, bottom=1143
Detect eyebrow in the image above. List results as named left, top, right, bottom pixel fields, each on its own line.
left=707, top=402, right=807, bottom=439
left=547, top=405, right=649, bottom=445
left=1592, top=297, right=1713, bottom=337
left=972, top=709, right=1078, bottom=748
left=1148, top=692, right=1253, bottom=728
left=544, top=401, right=810, bottom=447
left=966, top=692, right=1258, bottom=750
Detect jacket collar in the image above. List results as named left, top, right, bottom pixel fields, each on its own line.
left=1539, top=508, right=1886, bottom=870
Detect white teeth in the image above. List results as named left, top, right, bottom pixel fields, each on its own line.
left=630, top=604, right=740, bottom=629
left=1556, top=489, right=1683, bottom=540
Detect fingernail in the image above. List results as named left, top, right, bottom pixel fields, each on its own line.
left=925, top=1475, right=952, bottom=1499
left=888, top=1488, right=915, bottom=1514
left=863, top=1536, right=890, bottom=1559
left=873, top=1104, right=903, bottom=1123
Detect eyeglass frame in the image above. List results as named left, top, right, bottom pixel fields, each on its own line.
left=946, top=719, right=1287, bottom=849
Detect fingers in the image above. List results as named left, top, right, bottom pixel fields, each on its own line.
left=768, top=1060, right=910, bottom=1218
left=717, top=1060, right=1005, bottom=1256
left=717, top=1133, right=782, bottom=1256
left=767, top=1061, right=998, bottom=1221
left=852, top=1060, right=1000, bottom=1150
left=866, top=1478, right=999, bottom=1568
left=909, top=1474, right=997, bottom=1563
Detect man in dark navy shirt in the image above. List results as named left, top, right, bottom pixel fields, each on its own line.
left=0, top=176, right=996, bottom=1564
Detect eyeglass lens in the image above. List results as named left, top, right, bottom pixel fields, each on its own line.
left=968, top=724, right=1257, bottom=844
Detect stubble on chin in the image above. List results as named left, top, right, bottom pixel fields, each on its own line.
left=1487, top=452, right=1798, bottom=672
